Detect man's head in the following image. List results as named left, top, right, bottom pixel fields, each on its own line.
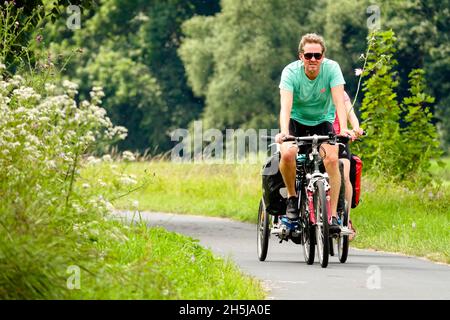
left=298, top=33, right=326, bottom=77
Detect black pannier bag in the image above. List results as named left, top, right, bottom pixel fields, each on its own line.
left=261, top=152, right=287, bottom=215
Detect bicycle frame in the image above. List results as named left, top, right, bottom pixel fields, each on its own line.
left=294, top=135, right=334, bottom=226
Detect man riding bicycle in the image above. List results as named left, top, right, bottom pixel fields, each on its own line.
left=275, top=33, right=355, bottom=233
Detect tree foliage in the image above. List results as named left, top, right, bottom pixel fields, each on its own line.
left=356, top=30, right=441, bottom=183
left=39, top=0, right=220, bottom=153
left=381, top=0, right=450, bottom=154
left=24, top=0, right=447, bottom=158
left=400, top=69, right=442, bottom=181
left=357, top=30, right=402, bottom=175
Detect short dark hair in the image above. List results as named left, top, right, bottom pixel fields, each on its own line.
left=298, top=33, right=326, bottom=54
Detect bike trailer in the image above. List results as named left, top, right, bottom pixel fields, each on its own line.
left=261, top=152, right=286, bottom=215
left=350, top=154, right=363, bottom=208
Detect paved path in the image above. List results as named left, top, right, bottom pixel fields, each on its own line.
left=116, top=211, right=450, bottom=300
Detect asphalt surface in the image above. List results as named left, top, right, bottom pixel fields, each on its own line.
left=115, top=211, right=450, bottom=300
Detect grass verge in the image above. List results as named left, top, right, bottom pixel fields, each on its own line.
left=68, top=220, right=265, bottom=299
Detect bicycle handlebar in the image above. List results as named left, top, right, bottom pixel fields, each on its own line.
left=261, top=130, right=366, bottom=145
left=282, top=130, right=366, bottom=144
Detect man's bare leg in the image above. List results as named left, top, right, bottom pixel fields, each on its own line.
left=321, top=144, right=340, bottom=218
left=279, top=142, right=298, bottom=198
left=279, top=142, right=300, bottom=219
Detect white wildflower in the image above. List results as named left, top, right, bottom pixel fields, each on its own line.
left=80, top=100, right=90, bottom=108
left=62, top=80, right=78, bottom=98
left=13, top=86, right=41, bottom=102
left=119, top=175, right=137, bottom=186
left=122, top=150, right=136, bottom=162
left=46, top=160, right=57, bottom=169
left=62, top=79, right=79, bottom=91
left=98, top=180, right=107, bottom=188
left=102, top=154, right=112, bottom=162
left=86, top=156, right=101, bottom=165
left=44, top=83, right=57, bottom=94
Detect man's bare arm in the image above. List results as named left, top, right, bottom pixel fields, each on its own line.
left=276, top=89, right=293, bottom=143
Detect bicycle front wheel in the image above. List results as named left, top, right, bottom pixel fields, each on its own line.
left=315, top=180, right=329, bottom=268
left=301, top=194, right=315, bottom=265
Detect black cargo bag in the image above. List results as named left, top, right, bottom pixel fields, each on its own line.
left=261, top=152, right=286, bottom=215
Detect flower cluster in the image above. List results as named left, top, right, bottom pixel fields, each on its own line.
left=0, top=71, right=128, bottom=210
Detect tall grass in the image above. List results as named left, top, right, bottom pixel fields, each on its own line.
left=67, top=223, right=264, bottom=299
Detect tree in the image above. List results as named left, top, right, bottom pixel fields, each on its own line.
left=357, top=30, right=441, bottom=183
left=317, top=0, right=449, bottom=153
left=40, top=0, right=220, bottom=153
left=400, top=69, right=441, bottom=181
left=80, top=47, right=168, bottom=152
left=381, top=0, right=450, bottom=154
left=0, top=0, right=98, bottom=65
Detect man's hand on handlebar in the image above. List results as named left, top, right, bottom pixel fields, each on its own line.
left=275, top=132, right=293, bottom=144
left=339, top=128, right=356, bottom=140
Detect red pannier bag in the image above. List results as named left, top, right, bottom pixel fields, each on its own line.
left=350, top=154, right=363, bottom=208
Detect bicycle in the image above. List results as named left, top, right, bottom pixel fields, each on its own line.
left=257, top=133, right=353, bottom=268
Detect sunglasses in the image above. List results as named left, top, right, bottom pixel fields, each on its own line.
left=303, top=52, right=323, bottom=60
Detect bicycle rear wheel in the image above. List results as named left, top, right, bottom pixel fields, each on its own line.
left=315, top=180, right=329, bottom=268
left=257, top=199, right=270, bottom=261
left=337, top=161, right=349, bottom=263
left=337, top=205, right=349, bottom=263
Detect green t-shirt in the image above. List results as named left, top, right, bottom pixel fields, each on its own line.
left=279, top=58, right=346, bottom=126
